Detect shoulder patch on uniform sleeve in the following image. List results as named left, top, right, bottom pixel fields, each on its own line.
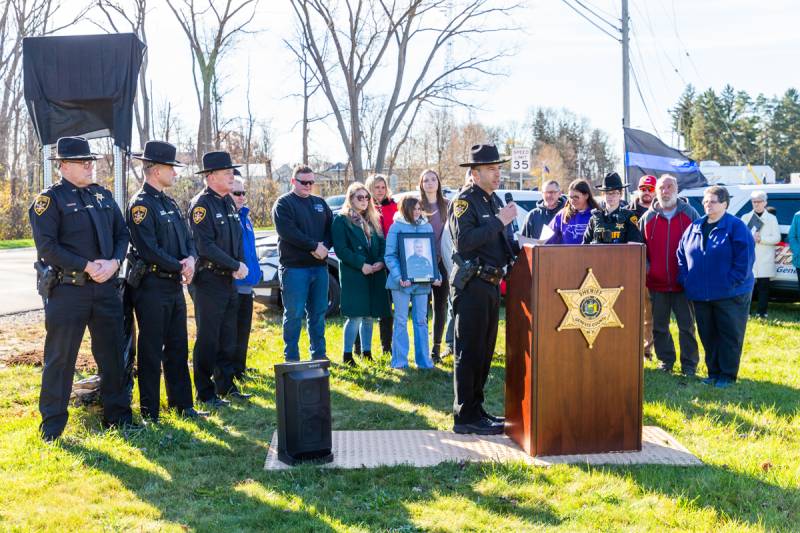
left=453, top=199, right=469, bottom=218
left=630, top=214, right=639, bottom=225
left=131, top=205, right=148, bottom=224
left=33, top=194, right=50, bottom=216
left=192, top=206, right=206, bottom=224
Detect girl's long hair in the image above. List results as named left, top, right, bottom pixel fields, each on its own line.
left=562, top=179, right=599, bottom=223
left=418, top=168, right=448, bottom=217
left=341, top=182, right=382, bottom=237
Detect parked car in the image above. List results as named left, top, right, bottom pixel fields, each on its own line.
left=253, top=188, right=542, bottom=315
left=679, top=183, right=800, bottom=301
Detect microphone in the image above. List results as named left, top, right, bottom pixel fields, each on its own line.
left=504, top=192, right=519, bottom=234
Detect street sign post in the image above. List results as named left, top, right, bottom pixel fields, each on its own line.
left=511, top=147, right=531, bottom=189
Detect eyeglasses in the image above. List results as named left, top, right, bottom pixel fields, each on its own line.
left=639, top=186, right=655, bottom=193
left=296, top=179, right=315, bottom=187
left=354, top=194, right=370, bottom=201
left=232, top=191, right=246, bottom=197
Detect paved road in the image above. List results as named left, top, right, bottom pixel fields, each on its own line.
left=0, top=230, right=276, bottom=316
left=0, top=247, right=40, bottom=315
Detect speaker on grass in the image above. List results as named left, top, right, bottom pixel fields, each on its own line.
left=274, top=359, right=333, bottom=465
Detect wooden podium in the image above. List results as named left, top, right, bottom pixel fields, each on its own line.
left=505, top=244, right=645, bottom=456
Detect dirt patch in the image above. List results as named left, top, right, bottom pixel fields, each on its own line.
left=5, top=349, right=98, bottom=372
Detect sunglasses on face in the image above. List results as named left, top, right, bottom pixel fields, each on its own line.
left=354, top=194, right=370, bottom=201
left=639, top=186, right=655, bottom=193
left=296, top=179, right=315, bottom=187
left=232, top=191, right=246, bottom=197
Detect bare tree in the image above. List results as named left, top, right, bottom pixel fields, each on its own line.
left=93, top=0, right=152, bottom=144
left=165, top=0, right=258, bottom=160
left=289, top=0, right=519, bottom=181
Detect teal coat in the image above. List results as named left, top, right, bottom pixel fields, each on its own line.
left=331, top=214, right=391, bottom=318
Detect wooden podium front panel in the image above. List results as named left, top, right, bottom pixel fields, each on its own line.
left=533, top=245, right=643, bottom=455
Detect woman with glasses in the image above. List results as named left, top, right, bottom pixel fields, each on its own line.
left=418, top=169, right=450, bottom=363
left=331, top=182, right=391, bottom=366
left=384, top=196, right=441, bottom=369
left=677, top=185, right=755, bottom=389
left=545, top=178, right=599, bottom=244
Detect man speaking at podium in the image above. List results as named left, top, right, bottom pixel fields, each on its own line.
left=448, top=144, right=518, bottom=435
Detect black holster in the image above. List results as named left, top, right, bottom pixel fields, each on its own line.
left=125, top=254, right=148, bottom=288
left=34, top=261, right=58, bottom=299
left=450, top=253, right=479, bottom=291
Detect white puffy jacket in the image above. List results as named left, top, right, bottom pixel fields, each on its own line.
left=740, top=210, right=781, bottom=278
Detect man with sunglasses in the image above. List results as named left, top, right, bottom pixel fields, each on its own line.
left=231, top=171, right=262, bottom=379
left=29, top=136, right=135, bottom=441
left=271, top=164, right=333, bottom=361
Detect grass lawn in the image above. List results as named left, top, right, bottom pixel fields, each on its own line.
left=1, top=304, right=798, bottom=531
left=0, top=238, right=34, bottom=250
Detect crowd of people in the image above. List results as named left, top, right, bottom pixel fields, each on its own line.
left=28, top=136, right=795, bottom=441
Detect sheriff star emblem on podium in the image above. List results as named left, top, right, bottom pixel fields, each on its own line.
left=556, top=268, right=624, bottom=349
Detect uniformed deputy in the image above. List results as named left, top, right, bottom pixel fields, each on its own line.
left=449, top=144, right=518, bottom=435
left=188, top=151, right=250, bottom=409
left=583, top=172, right=644, bottom=244
left=127, top=141, right=207, bottom=422
left=28, top=136, right=134, bottom=441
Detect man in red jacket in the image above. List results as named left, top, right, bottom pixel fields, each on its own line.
left=639, top=175, right=701, bottom=376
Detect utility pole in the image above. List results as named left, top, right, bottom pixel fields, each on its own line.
left=621, top=0, right=630, bottom=129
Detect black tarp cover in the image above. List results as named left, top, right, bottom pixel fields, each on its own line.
left=23, top=33, right=145, bottom=150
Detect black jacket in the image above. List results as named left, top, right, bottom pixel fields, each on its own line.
left=188, top=187, right=242, bottom=270
left=127, top=182, right=196, bottom=273
left=29, top=179, right=128, bottom=272
left=448, top=184, right=515, bottom=268
left=522, top=195, right=566, bottom=239
left=583, top=205, right=644, bottom=244
left=272, top=192, right=333, bottom=268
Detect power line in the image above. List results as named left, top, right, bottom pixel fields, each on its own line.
left=559, top=0, right=620, bottom=41
left=578, top=0, right=619, bottom=21
left=572, top=0, right=621, bottom=32
left=629, top=62, right=661, bottom=136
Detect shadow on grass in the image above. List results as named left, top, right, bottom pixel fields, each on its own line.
left=582, top=462, right=798, bottom=529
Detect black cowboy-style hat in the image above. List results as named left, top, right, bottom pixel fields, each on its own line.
left=596, top=172, right=629, bottom=191
left=132, top=140, right=184, bottom=167
left=195, top=151, right=242, bottom=174
left=48, top=136, right=100, bottom=161
left=459, top=143, right=510, bottom=168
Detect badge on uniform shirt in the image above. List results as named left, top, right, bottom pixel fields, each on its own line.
left=131, top=205, right=148, bottom=224
left=33, top=195, right=50, bottom=216
left=453, top=199, right=469, bottom=218
left=95, top=192, right=105, bottom=204
left=629, top=214, right=638, bottom=225
left=192, top=206, right=207, bottom=224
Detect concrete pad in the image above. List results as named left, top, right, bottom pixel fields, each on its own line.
left=264, top=426, right=702, bottom=470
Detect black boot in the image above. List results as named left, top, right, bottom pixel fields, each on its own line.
left=362, top=350, right=373, bottom=362
left=431, top=344, right=442, bottom=364
left=343, top=352, right=356, bottom=366
left=353, top=334, right=362, bottom=356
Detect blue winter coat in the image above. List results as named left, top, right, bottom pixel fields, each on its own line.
left=384, top=213, right=440, bottom=295
left=234, top=206, right=262, bottom=288
left=677, top=212, right=755, bottom=301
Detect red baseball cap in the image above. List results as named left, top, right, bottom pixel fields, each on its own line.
left=638, top=175, right=657, bottom=189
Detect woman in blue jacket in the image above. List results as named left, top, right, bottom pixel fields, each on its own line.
left=677, top=186, right=755, bottom=389
left=384, top=196, right=441, bottom=369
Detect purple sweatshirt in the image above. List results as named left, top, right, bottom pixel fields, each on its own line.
left=546, top=208, right=593, bottom=244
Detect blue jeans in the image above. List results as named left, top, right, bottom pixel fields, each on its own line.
left=390, top=290, right=432, bottom=369
left=279, top=266, right=328, bottom=361
left=344, top=317, right=373, bottom=353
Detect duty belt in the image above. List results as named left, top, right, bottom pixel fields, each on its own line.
left=477, top=264, right=504, bottom=285
left=58, top=270, right=94, bottom=286
left=198, top=259, right=233, bottom=276
left=147, top=264, right=181, bottom=281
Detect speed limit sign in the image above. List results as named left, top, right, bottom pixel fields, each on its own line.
left=511, top=147, right=531, bottom=173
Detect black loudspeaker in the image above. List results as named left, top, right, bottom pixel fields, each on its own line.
left=274, top=359, right=333, bottom=465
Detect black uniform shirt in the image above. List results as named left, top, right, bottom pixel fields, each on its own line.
left=127, top=182, right=196, bottom=273
left=448, top=183, right=514, bottom=268
left=583, top=205, right=644, bottom=244
left=29, top=178, right=128, bottom=272
left=188, top=186, right=243, bottom=271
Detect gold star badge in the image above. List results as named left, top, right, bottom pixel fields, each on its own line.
left=556, top=268, right=624, bottom=348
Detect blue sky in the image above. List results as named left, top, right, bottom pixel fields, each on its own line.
left=59, top=0, right=800, bottom=166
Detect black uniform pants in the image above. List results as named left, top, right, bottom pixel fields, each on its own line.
left=132, top=276, right=193, bottom=419
left=234, top=291, right=254, bottom=378
left=192, top=270, right=239, bottom=401
left=40, top=281, right=132, bottom=438
left=452, top=278, right=500, bottom=424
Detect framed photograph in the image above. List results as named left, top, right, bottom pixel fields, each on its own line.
left=399, top=232, right=437, bottom=283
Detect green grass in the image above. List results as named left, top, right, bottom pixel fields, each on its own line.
left=1, top=305, right=798, bottom=531
left=0, top=238, right=34, bottom=249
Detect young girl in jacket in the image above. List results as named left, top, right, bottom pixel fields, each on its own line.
left=384, top=196, right=441, bottom=369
